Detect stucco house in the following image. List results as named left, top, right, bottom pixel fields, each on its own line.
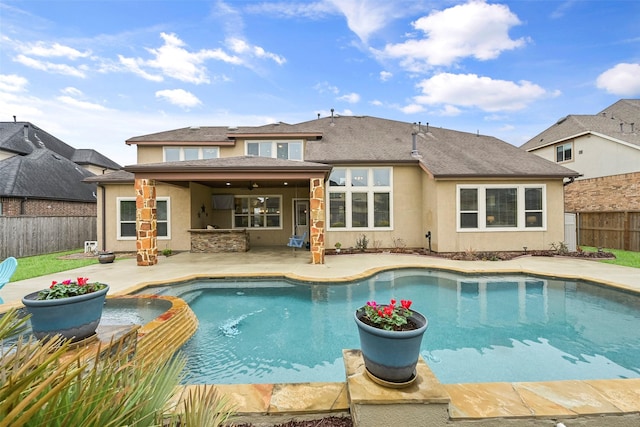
left=87, top=115, right=579, bottom=265
left=520, top=99, right=640, bottom=212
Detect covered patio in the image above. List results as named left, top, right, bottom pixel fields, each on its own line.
left=123, top=156, right=332, bottom=266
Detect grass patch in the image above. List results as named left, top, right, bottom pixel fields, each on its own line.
left=580, top=246, right=640, bottom=269
left=12, top=250, right=99, bottom=282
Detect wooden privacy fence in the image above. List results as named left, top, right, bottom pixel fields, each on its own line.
left=0, top=216, right=97, bottom=259
left=577, top=211, right=640, bottom=252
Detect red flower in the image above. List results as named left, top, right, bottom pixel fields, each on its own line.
left=62, top=279, right=72, bottom=285
left=401, top=299, right=412, bottom=309
left=77, top=277, right=89, bottom=286
left=390, top=298, right=396, bottom=305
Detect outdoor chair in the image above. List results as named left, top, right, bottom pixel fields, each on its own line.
left=0, top=256, right=18, bottom=303
left=287, top=231, right=307, bottom=255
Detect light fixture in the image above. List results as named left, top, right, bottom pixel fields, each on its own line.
left=252, top=182, right=259, bottom=188
left=226, top=182, right=231, bottom=186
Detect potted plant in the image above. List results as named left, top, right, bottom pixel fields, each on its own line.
left=334, top=242, right=342, bottom=253
left=354, top=298, right=428, bottom=387
left=22, top=277, right=109, bottom=342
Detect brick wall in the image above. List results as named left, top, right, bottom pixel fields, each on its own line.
left=0, top=197, right=96, bottom=217
left=564, top=172, right=640, bottom=212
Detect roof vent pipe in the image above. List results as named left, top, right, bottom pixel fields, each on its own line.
left=23, top=124, right=29, bottom=142
left=620, top=122, right=624, bottom=132
left=426, top=122, right=429, bottom=133
left=631, top=123, right=635, bottom=132
left=13, top=115, right=16, bottom=123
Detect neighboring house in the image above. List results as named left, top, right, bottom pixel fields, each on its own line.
left=0, top=121, right=121, bottom=217
left=520, top=99, right=640, bottom=212
left=87, top=115, right=578, bottom=265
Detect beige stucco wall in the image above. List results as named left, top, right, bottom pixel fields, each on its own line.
left=531, top=135, right=640, bottom=180
left=324, top=165, right=427, bottom=250
left=137, top=146, right=163, bottom=164
left=430, top=178, right=566, bottom=253
left=100, top=182, right=191, bottom=252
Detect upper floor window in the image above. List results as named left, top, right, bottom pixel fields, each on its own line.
left=164, top=147, right=219, bottom=162
left=556, top=143, right=572, bottom=162
left=457, top=185, right=545, bottom=231
left=117, top=197, right=170, bottom=239
left=246, top=140, right=303, bottom=161
left=327, top=167, right=392, bottom=229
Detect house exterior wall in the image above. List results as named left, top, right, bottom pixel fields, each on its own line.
left=323, top=165, right=426, bottom=250
left=430, top=179, right=566, bottom=253
left=531, top=135, right=640, bottom=180
left=0, top=197, right=95, bottom=217
left=565, top=172, right=640, bottom=212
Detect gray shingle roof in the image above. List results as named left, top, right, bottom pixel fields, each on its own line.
left=125, top=115, right=579, bottom=179
left=0, top=146, right=97, bottom=202
left=0, top=122, right=121, bottom=201
left=520, top=99, right=640, bottom=151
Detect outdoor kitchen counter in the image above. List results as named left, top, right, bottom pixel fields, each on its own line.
left=188, top=229, right=249, bottom=253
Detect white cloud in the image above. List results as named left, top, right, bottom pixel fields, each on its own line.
left=0, top=74, right=28, bottom=92
left=61, top=87, right=83, bottom=96
left=371, top=99, right=383, bottom=106
left=338, top=92, right=361, bottom=103
left=314, top=81, right=340, bottom=95
left=414, top=73, right=548, bottom=112
left=379, top=71, right=392, bottom=81
left=119, top=32, right=242, bottom=85
left=245, top=1, right=336, bottom=19
left=377, top=0, right=526, bottom=71
left=155, top=89, right=202, bottom=108
left=596, top=63, right=640, bottom=96
left=118, top=55, right=164, bottom=82
left=21, top=41, right=91, bottom=59
left=226, top=37, right=286, bottom=65
left=56, top=95, right=107, bottom=111
left=438, top=104, right=462, bottom=116
left=400, top=103, right=425, bottom=114
left=327, top=0, right=399, bottom=43
left=14, top=54, right=87, bottom=78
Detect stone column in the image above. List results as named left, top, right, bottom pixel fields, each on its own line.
left=309, top=177, right=325, bottom=264
left=135, top=178, right=158, bottom=266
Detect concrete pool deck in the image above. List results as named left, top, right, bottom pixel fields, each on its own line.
left=1, top=249, right=639, bottom=426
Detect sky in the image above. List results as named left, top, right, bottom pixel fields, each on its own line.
left=1, top=0, right=639, bottom=167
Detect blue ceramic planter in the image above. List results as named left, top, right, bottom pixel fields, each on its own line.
left=22, top=285, right=109, bottom=342
left=354, top=308, right=428, bottom=384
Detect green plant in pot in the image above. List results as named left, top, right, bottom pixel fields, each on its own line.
left=354, top=298, right=428, bottom=387
left=21, top=277, right=109, bottom=342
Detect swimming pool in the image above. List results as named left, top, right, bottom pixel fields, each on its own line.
left=141, top=268, right=640, bottom=385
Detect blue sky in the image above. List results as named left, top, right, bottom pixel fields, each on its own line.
left=1, top=0, right=639, bottom=166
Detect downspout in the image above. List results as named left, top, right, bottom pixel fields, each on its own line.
left=99, top=184, right=106, bottom=251
left=563, top=177, right=575, bottom=186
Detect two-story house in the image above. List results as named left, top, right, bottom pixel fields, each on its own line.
left=87, top=115, right=579, bottom=265
left=520, top=99, right=640, bottom=212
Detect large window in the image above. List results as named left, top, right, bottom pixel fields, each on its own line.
left=164, top=147, right=219, bottom=162
left=234, top=196, right=282, bottom=229
left=328, top=167, right=392, bottom=229
left=457, top=185, right=545, bottom=231
left=246, top=140, right=303, bottom=161
left=117, top=197, right=170, bottom=239
left=556, top=143, right=572, bottom=162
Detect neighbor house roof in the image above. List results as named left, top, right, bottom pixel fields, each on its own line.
left=520, top=99, right=640, bottom=151
left=0, top=145, right=97, bottom=202
left=121, top=115, right=579, bottom=180
left=0, top=121, right=121, bottom=202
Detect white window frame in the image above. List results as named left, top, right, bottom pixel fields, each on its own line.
left=117, top=197, right=171, bottom=240
left=456, top=184, right=546, bottom=232
left=232, top=195, right=283, bottom=230
left=163, top=146, right=220, bottom=162
left=245, top=140, right=303, bottom=161
left=327, top=167, right=393, bottom=230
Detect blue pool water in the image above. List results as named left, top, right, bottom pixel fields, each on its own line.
left=142, top=269, right=640, bottom=385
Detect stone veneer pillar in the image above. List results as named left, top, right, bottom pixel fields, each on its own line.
left=310, top=177, right=325, bottom=264
left=135, top=178, right=158, bottom=266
